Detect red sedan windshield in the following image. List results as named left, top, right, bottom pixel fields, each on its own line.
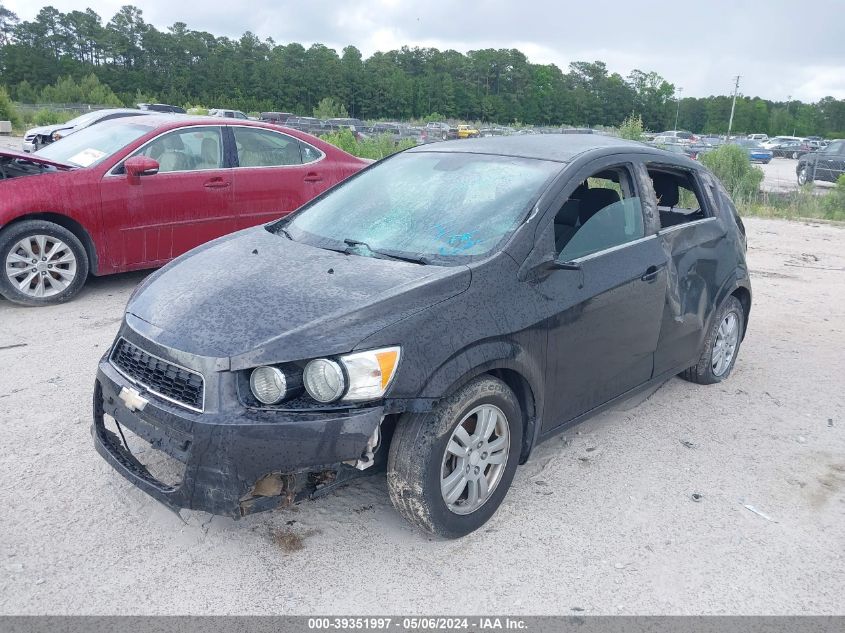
left=36, top=120, right=156, bottom=167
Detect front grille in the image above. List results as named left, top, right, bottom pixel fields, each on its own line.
left=110, top=338, right=204, bottom=412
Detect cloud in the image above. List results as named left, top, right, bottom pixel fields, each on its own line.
left=5, top=0, right=844, bottom=101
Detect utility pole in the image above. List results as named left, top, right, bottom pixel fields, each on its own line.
left=674, top=87, right=683, bottom=131
left=727, top=75, right=740, bottom=139
left=786, top=95, right=795, bottom=136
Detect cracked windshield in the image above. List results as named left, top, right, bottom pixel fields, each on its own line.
left=283, top=152, right=559, bottom=263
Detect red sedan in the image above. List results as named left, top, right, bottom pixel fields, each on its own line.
left=0, top=116, right=368, bottom=305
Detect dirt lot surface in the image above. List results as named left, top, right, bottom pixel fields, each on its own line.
left=0, top=135, right=22, bottom=151
left=0, top=217, right=843, bottom=615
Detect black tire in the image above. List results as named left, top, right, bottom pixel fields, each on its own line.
left=0, top=220, right=89, bottom=306
left=387, top=375, right=523, bottom=538
left=797, top=166, right=812, bottom=186
left=681, top=295, right=745, bottom=385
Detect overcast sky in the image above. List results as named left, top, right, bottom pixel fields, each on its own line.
left=5, top=0, right=844, bottom=102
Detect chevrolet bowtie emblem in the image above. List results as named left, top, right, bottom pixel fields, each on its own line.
left=119, top=387, right=148, bottom=412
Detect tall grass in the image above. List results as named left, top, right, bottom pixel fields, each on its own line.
left=700, top=144, right=765, bottom=202
left=29, top=109, right=77, bottom=126
left=0, top=86, right=20, bottom=127
left=617, top=113, right=644, bottom=141
left=320, top=128, right=416, bottom=160
left=742, top=178, right=845, bottom=222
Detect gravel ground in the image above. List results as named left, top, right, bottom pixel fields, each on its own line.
left=0, top=135, right=22, bottom=151
left=1, top=218, right=844, bottom=615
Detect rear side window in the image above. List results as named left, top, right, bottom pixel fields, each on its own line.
left=300, top=142, right=322, bottom=163
left=234, top=128, right=303, bottom=167
left=233, top=127, right=324, bottom=167
left=647, top=167, right=710, bottom=229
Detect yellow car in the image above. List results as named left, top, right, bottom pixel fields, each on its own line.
left=457, top=124, right=480, bottom=139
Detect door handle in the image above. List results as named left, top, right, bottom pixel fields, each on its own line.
left=203, top=178, right=230, bottom=189
left=641, top=265, right=662, bottom=282
left=303, top=172, right=324, bottom=183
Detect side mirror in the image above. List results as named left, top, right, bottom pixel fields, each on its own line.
left=125, top=156, right=159, bottom=181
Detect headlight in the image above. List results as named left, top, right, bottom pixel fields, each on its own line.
left=303, top=359, right=346, bottom=403
left=250, top=366, right=287, bottom=404
left=340, top=346, right=401, bottom=401
left=257, top=346, right=401, bottom=406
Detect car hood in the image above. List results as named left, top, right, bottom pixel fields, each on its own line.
left=25, top=124, right=72, bottom=137
left=126, top=227, right=471, bottom=368
left=0, top=148, right=76, bottom=170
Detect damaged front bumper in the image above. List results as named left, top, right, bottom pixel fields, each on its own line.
left=92, top=357, right=384, bottom=518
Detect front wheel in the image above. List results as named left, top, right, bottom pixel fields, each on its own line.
left=681, top=295, right=745, bottom=385
left=387, top=375, right=523, bottom=538
left=797, top=166, right=812, bottom=186
left=0, top=220, right=89, bottom=306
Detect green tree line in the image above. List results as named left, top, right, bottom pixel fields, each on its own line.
left=1, top=3, right=843, bottom=136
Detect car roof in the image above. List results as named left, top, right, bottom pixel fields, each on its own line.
left=95, top=114, right=321, bottom=137
left=89, top=108, right=152, bottom=116
left=406, top=133, right=685, bottom=165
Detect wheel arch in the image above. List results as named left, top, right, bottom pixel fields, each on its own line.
left=486, top=367, right=537, bottom=464
left=410, top=342, right=544, bottom=466
left=1, top=212, right=99, bottom=275
left=730, top=285, right=752, bottom=339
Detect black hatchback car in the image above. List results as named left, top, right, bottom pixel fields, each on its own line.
left=93, top=135, right=751, bottom=538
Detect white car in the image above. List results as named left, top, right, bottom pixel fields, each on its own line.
left=658, top=130, right=697, bottom=145
left=747, top=133, right=769, bottom=142
left=21, top=108, right=150, bottom=153
left=208, top=108, right=249, bottom=120
left=761, top=135, right=803, bottom=149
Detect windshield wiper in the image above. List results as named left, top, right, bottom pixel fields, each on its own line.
left=343, top=238, right=428, bottom=265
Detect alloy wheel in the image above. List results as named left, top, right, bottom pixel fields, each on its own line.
left=5, top=234, right=78, bottom=299
left=440, top=404, right=510, bottom=515
left=712, top=311, right=740, bottom=377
